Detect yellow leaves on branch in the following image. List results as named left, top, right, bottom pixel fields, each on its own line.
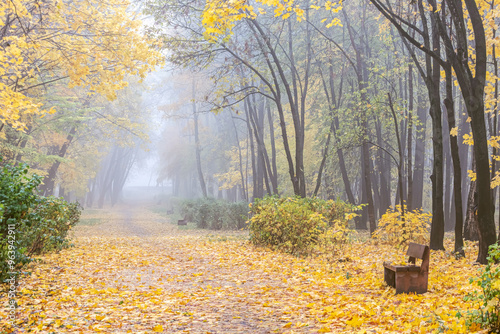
left=202, top=0, right=342, bottom=42
left=0, top=0, right=162, bottom=130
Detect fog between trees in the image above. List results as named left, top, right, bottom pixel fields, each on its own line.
left=2, top=0, right=499, bottom=263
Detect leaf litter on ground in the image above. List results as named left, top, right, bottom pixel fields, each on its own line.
left=0, top=205, right=485, bottom=333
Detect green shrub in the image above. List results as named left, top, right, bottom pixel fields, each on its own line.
left=25, top=196, right=82, bottom=255
left=0, top=162, right=82, bottom=283
left=248, top=196, right=356, bottom=256
left=180, top=198, right=248, bottom=230
left=225, top=202, right=247, bottom=229
left=465, top=243, right=500, bottom=332
left=0, top=163, right=41, bottom=282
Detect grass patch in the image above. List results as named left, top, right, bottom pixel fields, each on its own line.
left=205, top=233, right=249, bottom=242
left=77, top=218, right=102, bottom=226
left=177, top=222, right=197, bottom=230
left=148, top=205, right=176, bottom=218
left=81, top=209, right=102, bottom=216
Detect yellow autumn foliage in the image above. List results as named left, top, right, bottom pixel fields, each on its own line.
left=373, top=205, right=431, bottom=246
left=0, top=0, right=162, bottom=131
left=202, top=0, right=342, bottom=41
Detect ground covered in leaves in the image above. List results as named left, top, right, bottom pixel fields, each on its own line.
left=0, top=202, right=485, bottom=333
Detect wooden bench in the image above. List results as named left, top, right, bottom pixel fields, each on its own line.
left=177, top=217, right=187, bottom=226
left=383, top=242, right=429, bottom=294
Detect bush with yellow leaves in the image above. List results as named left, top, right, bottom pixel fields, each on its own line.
left=317, top=212, right=358, bottom=256
left=372, top=205, right=431, bottom=246
left=248, top=196, right=357, bottom=256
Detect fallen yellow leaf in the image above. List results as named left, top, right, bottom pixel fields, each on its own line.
left=346, top=316, right=363, bottom=328
left=152, top=324, right=164, bottom=332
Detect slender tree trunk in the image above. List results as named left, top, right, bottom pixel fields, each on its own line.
left=464, top=157, right=479, bottom=241
left=315, top=62, right=344, bottom=197
left=193, top=80, right=207, bottom=198
left=444, top=65, right=465, bottom=257
left=244, top=99, right=258, bottom=201
left=246, top=96, right=278, bottom=196
left=491, top=20, right=500, bottom=238
left=412, top=79, right=427, bottom=210
left=314, top=122, right=333, bottom=197
left=344, top=8, right=376, bottom=233
left=40, top=125, right=78, bottom=196
left=247, top=18, right=305, bottom=196
left=443, top=120, right=452, bottom=231
left=428, top=14, right=445, bottom=250
left=375, top=119, right=391, bottom=214
left=459, top=97, right=470, bottom=216
left=407, top=64, right=414, bottom=211
left=230, top=116, right=247, bottom=201
left=388, top=94, right=405, bottom=221
left=97, top=148, right=117, bottom=208
left=266, top=102, right=278, bottom=192
left=86, top=177, right=97, bottom=208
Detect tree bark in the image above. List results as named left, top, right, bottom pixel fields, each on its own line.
left=40, top=125, right=78, bottom=196
left=193, top=85, right=207, bottom=198
left=444, top=64, right=465, bottom=257
left=406, top=64, right=414, bottom=211
left=412, top=80, right=427, bottom=210
left=439, top=0, right=496, bottom=263
left=464, top=160, right=479, bottom=242
left=428, top=13, right=445, bottom=250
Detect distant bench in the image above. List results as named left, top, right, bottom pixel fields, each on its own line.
left=177, top=217, right=187, bottom=226
left=383, top=242, right=430, bottom=294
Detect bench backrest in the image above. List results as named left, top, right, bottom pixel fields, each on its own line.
left=406, top=242, right=430, bottom=272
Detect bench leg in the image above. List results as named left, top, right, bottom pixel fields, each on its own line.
left=384, top=267, right=396, bottom=288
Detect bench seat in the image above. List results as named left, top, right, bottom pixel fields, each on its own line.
left=383, top=243, right=429, bottom=294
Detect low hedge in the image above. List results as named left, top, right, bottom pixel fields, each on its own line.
left=180, top=198, right=248, bottom=230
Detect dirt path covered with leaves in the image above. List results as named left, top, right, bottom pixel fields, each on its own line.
left=1, top=202, right=485, bottom=333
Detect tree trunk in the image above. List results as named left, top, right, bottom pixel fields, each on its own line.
left=40, top=125, right=78, bottom=196
left=412, top=81, right=427, bottom=210
left=193, top=92, right=207, bottom=198
left=406, top=64, right=414, bottom=211
left=343, top=8, right=376, bottom=233
left=375, top=118, right=391, bottom=214
left=230, top=116, right=247, bottom=201
left=443, top=0, right=496, bottom=263
left=428, top=13, right=445, bottom=250
left=244, top=99, right=258, bottom=201
left=464, top=160, right=479, bottom=242
left=266, top=102, right=278, bottom=193
left=444, top=64, right=465, bottom=257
